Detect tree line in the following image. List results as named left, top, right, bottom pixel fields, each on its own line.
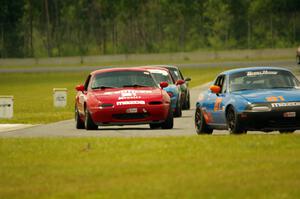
left=1, top=0, right=300, bottom=58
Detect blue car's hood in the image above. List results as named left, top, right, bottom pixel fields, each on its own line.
left=163, top=84, right=178, bottom=94
left=233, top=89, right=300, bottom=103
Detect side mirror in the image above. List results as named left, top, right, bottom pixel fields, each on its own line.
left=160, top=81, right=169, bottom=88
left=75, top=84, right=85, bottom=92
left=176, top=79, right=185, bottom=85
left=184, top=77, right=191, bottom=81
left=210, top=85, right=221, bottom=94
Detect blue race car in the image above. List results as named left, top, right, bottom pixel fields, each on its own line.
left=195, top=67, right=300, bottom=134
left=144, top=67, right=185, bottom=117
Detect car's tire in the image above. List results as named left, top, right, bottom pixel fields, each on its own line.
left=84, top=108, right=98, bottom=130
left=226, top=106, right=246, bottom=134
left=75, top=107, right=85, bottom=129
left=161, top=107, right=174, bottom=129
left=183, top=92, right=190, bottom=110
left=174, top=99, right=182, bottom=117
left=186, top=95, right=190, bottom=110
left=279, top=129, right=295, bottom=134
left=195, top=108, right=213, bottom=134
left=149, top=123, right=161, bottom=129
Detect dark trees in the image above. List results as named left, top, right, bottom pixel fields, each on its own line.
left=1, top=0, right=300, bottom=58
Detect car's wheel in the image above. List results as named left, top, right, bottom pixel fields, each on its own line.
left=161, top=107, right=174, bottom=129
left=183, top=92, right=190, bottom=110
left=75, top=106, right=85, bottom=129
left=195, top=108, right=213, bottom=134
left=279, top=129, right=295, bottom=134
left=84, top=108, right=98, bottom=130
left=174, top=99, right=182, bottom=117
left=149, top=123, right=161, bottom=129
left=186, top=94, right=190, bottom=110
left=226, top=106, right=246, bottom=134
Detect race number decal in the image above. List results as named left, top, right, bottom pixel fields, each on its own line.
left=266, top=96, right=285, bottom=102
left=214, top=97, right=223, bottom=111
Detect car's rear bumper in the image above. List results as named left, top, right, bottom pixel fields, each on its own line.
left=239, top=108, right=300, bottom=131
left=89, top=103, right=170, bottom=125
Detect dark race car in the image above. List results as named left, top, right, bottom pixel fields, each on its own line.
left=195, top=67, right=300, bottom=134
left=75, top=68, right=173, bottom=130
left=161, top=65, right=191, bottom=110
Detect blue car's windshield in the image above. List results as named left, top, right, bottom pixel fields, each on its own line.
left=229, top=70, right=300, bottom=92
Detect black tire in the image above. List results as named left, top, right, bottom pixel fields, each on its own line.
left=161, top=107, right=174, bottom=129
left=183, top=92, right=190, bottom=110
left=174, top=99, right=182, bottom=117
left=279, top=129, right=295, bottom=134
left=149, top=123, right=161, bottom=129
left=195, top=108, right=213, bottom=134
left=186, top=95, right=190, bottom=110
left=75, top=107, right=85, bottom=129
left=84, top=108, right=98, bottom=130
left=226, top=106, right=246, bottom=134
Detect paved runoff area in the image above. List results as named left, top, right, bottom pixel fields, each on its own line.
left=0, top=124, right=36, bottom=133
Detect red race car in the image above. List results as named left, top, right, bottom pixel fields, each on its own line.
left=75, top=68, right=174, bottom=130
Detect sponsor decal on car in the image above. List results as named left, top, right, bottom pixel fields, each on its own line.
left=116, top=101, right=146, bottom=105
left=104, top=90, right=153, bottom=95
left=271, top=102, right=300, bottom=108
left=214, top=97, right=223, bottom=111
left=247, top=71, right=278, bottom=76
left=118, top=91, right=142, bottom=100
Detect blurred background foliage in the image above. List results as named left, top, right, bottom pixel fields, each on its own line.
left=1, top=0, right=300, bottom=58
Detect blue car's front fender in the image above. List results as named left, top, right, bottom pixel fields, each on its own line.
left=164, top=85, right=179, bottom=109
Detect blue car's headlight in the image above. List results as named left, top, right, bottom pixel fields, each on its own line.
left=247, top=104, right=271, bottom=112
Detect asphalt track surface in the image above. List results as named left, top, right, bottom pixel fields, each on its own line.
left=0, top=59, right=299, bottom=73
left=0, top=59, right=299, bottom=137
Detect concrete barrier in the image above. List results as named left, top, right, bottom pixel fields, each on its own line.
left=53, top=88, right=67, bottom=108
left=0, top=96, right=13, bottom=119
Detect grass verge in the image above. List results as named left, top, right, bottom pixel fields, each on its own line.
left=0, top=72, right=88, bottom=124
left=0, top=135, right=299, bottom=199
left=0, top=67, right=234, bottom=124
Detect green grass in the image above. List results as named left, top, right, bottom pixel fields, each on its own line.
left=0, top=72, right=88, bottom=124
left=181, top=66, right=237, bottom=87
left=0, top=135, right=299, bottom=199
left=0, top=67, right=234, bottom=124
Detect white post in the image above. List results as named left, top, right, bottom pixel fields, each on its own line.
left=0, top=96, right=14, bottom=119
left=53, top=88, right=67, bottom=107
